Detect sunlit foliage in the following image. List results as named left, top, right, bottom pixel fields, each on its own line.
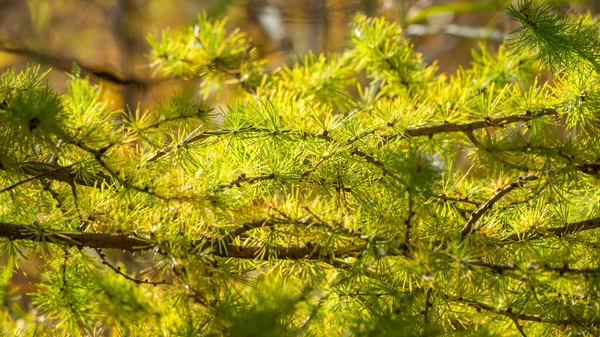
left=2, top=3, right=600, bottom=335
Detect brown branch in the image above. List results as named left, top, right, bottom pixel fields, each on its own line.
left=576, top=163, right=600, bottom=176
left=463, top=129, right=481, bottom=147
left=219, top=218, right=277, bottom=244
left=432, top=193, right=481, bottom=205
left=407, top=110, right=556, bottom=137
left=0, top=174, right=40, bottom=194
left=68, top=141, right=204, bottom=203
left=0, top=222, right=352, bottom=263
left=461, top=174, right=538, bottom=240
left=142, top=110, right=551, bottom=168
left=502, top=217, right=600, bottom=242
left=0, top=222, right=151, bottom=250
left=382, top=109, right=557, bottom=143
left=94, top=248, right=170, bottom=285
left=212, top=242, right=341, bottom=261
left=405, top=197, right=414, bottom=243
left=135, top=109, right=213, bottom=133
left=218, top=173, right=276, bottom=189
left=447, top=295, right=572, bottom=325
left=512, top=318, right=528, bottom=337
left=5, top=214, right=600, bottom=275
left=461, top=260, right=600, bottom=276
left=132, top=110, right=557, bottom=206
left=351, top=148, right=402, bottom=182
left=1, top=161, right=112, bottom=189
left=423, top=287, right=433, bottom=324
left=0, top=43, right=172, bottom=88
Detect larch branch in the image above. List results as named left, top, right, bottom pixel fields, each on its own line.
left=1, top=161, right=112, bottom=190
left=461, top=174, right=538, bottom=240
left=502, top=217, right=600, bottom=242
left=447, top=295, right=572, bottom=325
left=0, top=222, right=344, bottom=262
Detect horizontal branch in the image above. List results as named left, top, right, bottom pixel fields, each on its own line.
left=144, top=110, right=554, bottom=167
left=219, top=218, right=276, bottom=244
left=15, top=161, right=112, bottom=188
left=0, top=222, right=348, bottom=263
left=0, top=222, right=150, bottom=251
left=212, top=242, right=336, bottom=261
left=385, top=109, right=557, bottom=142
left=94, top=248, right=170, bottom=285
left=576, top=163, right=600, bottom=176
left=0, top=43, right=171, bottom=88
left=447, top=295, right=572, bottom=325
left=4, top=215, right=600, bottom=276
left=218, top=173, right=276, bottom=189
left=462, top=259, right=600, bottom=276
left=502, top=217, right=600, bottom=242
left=405, top=24, right=507, bottom=41
left=431, top=193, right=481, bottom=205
left=143, top=127, right=330, bottom=166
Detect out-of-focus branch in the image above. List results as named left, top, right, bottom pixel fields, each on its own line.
left=405, top=24, right=506, bottom=41
left=0, top=43, right=173, bottom=88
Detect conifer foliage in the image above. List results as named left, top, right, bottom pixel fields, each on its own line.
left=2, top=1, right=600, bottom=335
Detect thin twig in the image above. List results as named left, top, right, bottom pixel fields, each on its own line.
left=405, top=196, right=414, bottom=243
left=61, top=248, right=70, bottom=292
left=461, top=259, right=600, bottom=277
left=219, top=219, right=277, bottom=244
left=423, top=287, right=433, bottom=324
left=431, top=193, right=481, bottom=205
left=40, top=179, right=64, bottom=209
left=94, top=248, right=170, bottom=286
left=446, top=294, right=572, bottom=325
left=218, top=173, right=276, bottom=189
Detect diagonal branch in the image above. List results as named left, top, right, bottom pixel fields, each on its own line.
left=512, top=318, right=528, bottom=337
left=461, top=174, right=538, bottom=240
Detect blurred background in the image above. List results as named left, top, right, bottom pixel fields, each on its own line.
left=0, top=0, right=596, bottom=311
left=2, top=0, right=588, bottom=111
